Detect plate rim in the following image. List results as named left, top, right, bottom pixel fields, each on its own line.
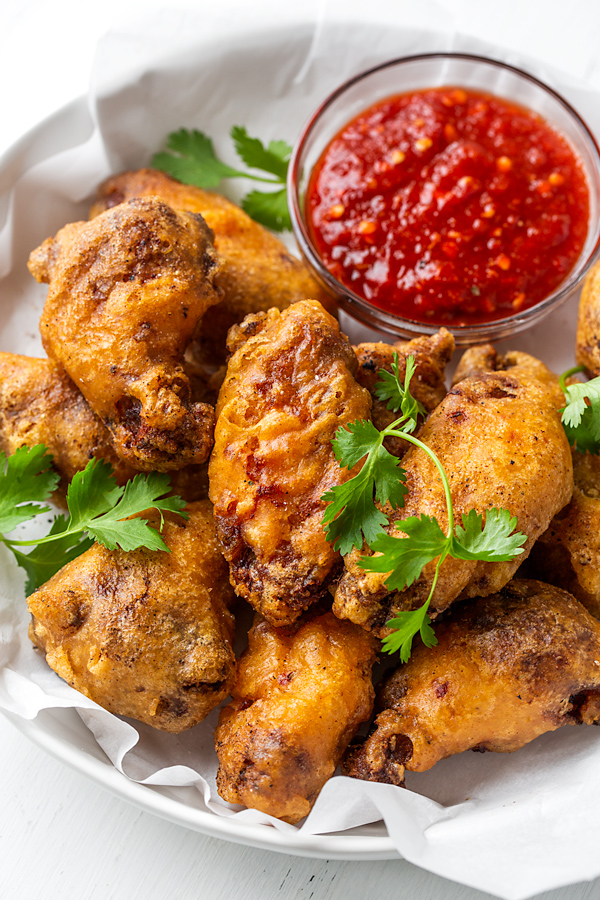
left=1, top=707, right=399, bottom=860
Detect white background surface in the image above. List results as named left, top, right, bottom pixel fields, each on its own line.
left=3, top=2, right=600, bottom=899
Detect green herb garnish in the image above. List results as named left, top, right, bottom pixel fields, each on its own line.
left=0, top=447, right=187, bottom=594
left=322, top=355, right=527, bottom=661
left=559, top=365, right=600, bottom=454
left=152, top=126, right=292, bottom=231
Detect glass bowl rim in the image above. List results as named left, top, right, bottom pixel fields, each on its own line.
left=287, top=51, right=600, bottom=343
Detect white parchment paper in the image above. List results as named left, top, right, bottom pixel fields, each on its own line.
left=2, top=4, right=600, bottom=897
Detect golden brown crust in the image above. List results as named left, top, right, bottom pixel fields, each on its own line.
left=0, top=352, right=137, bottom=497
left=354, top=328, right=454, bottom=457
left=27, top=501, right=236, bottom=733
left=32, top=197, right=222, bottom=471
left=343, top=579, right=600, bottom=785
left=208, top=300, right=372, bottom=626
left=215, top=612, right=377, bottom=823
left=91, top=169, right=338, bottom=375
left=576, top=260, right=600, bottom=375
left=333, top=355, right=573, bottom=635
left=523, top=450, right=600, bottom=619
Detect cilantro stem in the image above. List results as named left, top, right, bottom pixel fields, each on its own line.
left=559, top=364, right=586, bottom=395
left=385, top=426, right=454, bottom=538
left=3, top=530, right=82, bottom=547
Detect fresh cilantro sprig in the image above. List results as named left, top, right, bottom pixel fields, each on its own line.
left=152, top=126, right=292, bottom=231
left=322, top=356, right=527, bottom=660
left=1, top=449, right=188, bottom=595
left=559, top=365, right=600, bottom=453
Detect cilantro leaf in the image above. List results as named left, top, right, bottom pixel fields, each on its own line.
left=331, top=419, right=381, bottom=469
left=381, top=601, right=438, bottom=662
left=374, top=354, right=427, bottom=429
left=65, top=458, right=123, bottom=532
left=359, top=515, right=447, bottom=591
left=231, top=126, right=291, bottom=180
left=322, top=420, right=407, bottom=554
left=322, top=470, right=390, bottom=556
left=560, top=375, right=600, bottom=452
left=85, top=472, right=188, bottom=551
left=451, top=507, right=527, bottom=561
left=242, top=188, right=291, bottom=232
left=153, top=126, right=292, bottom=232
left=11, top=516, right=93, bottom=595
left=0, top=446, right=59, bottom=533
left=151, top=129, right=242, bottom=189
left=1, top=449, right=188, bottom=591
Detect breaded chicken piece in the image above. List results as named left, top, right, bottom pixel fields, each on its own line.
left=0, top=352, right=210, bottom=504
left=29, top=197, right=221, bottom=472
left=354, top=328, right=454, bottom=457
left=343, top=580, right=600, bottom=785
left=523, top=450, right=600, bottom=620
left=333, top=350, right=573, bottom=635
left=215, top=611, right=378, bottom=823
left=28, top=501, right=235, bottom=733
left=90, top=168, right=337, bottom=375
left=0, top=352, right=136, bottom=496
left=576, top=260, right=600, bottom=375
left=208, top=300, right=372, bottom=626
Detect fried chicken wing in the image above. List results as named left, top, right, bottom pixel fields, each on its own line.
left=90, top=169, right=337, bottom=375
left=28, top=501, right=235, bottom=732
left=576, top=259, right=600, bottom=375
left=343, top=580, right=600, bottom=786
left=29, top=197, right=221, bottom=471
left=215, top=611, right=377, bottom=823
left=0, top=352, right=211, bottom=503
left=354, top=328, right=454, bottom=457
left=208, top=300, right=372, bottom=625
left=0, top=352, right=136, bottom=496
left=333, top=350, right=573, bottom=635
left=522, top=449, right=600, bottom=619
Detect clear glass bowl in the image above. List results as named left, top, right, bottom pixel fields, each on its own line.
left=288, top=53, right=600, bottom=345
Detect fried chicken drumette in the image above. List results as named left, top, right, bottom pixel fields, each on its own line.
left=29, top=197, right=222, bottom=471
left=215, top=611, right=378, bottom=823
left=354, top=328, right=454, bottom=457
left=28, top=501, right=235, bottom=733
left=333, top=349, right=573, bottom=635
left=90, top=168, right=337, bottom=377
left=522, top=449, right=600, bottom=620
left=343, top=580, right=600, bottom=786
left=0, top=352, right=137, bottom=495
left=0, top=352, right=211, bottom=503
left=208, top=300, right=372, bottom=626
left=576, top=260, right=600, bottom=376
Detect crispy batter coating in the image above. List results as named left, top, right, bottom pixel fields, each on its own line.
left=208, top=300, right=372, bottom=626
left=354, top=328, right=454, bottom=457
left=576, top=260, right=600, bottom=375
left=0, top=352, right=210, bottom=504
left=343, top=580, right=600, bottom=786
left=30, top=197, right=222, bottom=471
left=215, top=611, right=378, bottom=823
left=90, top=168, right=337, bottom=375
left=333, top=350, right=573, bottom=635
left=28, top=501, right=235, bottom=733
left=0, top=352, right=136, bottom=495
left=523, top=450, right=600, bottom=619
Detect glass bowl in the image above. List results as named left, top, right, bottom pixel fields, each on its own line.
left=288, top=53, right=600, bottom=345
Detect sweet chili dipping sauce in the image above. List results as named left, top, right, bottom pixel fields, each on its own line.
left=306, top=87, right=590, bottom=326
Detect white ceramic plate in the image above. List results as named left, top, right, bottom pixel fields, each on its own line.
left=1, top=11, right=599, bottom=871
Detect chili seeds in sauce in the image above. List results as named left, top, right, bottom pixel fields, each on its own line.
left=307, top=87, right=590, bottom=326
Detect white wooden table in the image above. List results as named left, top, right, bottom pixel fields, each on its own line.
left=2, top=2, right=600, bottom=898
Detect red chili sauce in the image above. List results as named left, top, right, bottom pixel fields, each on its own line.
left=306, top=87, right=590, bottom=326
